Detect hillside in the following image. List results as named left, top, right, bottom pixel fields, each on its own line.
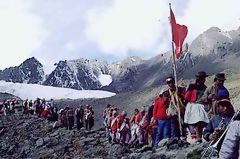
left=55, top=68, right=240, bottom=129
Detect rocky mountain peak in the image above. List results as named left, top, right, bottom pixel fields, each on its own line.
left=0, top=57, right=44, bottom=84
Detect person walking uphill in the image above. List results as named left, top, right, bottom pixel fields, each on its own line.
left=184, top=71, right=210, bottom=143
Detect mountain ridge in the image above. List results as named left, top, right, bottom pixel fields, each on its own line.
left=0, top=26, right=239, bottom=92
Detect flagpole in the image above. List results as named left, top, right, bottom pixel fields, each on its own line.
left=169, top=3, right=183, bottom=137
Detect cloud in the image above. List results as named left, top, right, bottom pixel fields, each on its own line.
left=181, top=0, right=240, bottom=41
left=85, top=0, right=240, bottom=58
left=0, top=0, right=239, bottom=70
left=85, top=0, right=170, bottom=58
left=0, top=0, right=47, bottom=69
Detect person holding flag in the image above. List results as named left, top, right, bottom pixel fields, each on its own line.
left=167, top=3, right=188, bottom=139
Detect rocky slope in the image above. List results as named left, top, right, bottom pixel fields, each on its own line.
left=0, top=114, right=208, bottom=159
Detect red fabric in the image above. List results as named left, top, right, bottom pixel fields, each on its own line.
left=41, top=110, right=49, bottom=118
left=153, top=97, right=168, bottom=120
left=67, top=109, right=74, bottom=117
left=109, top=117, right=118, bottom=132
left=170, top=7, right=188, bottom=59
left=135, top=113, right=142, bottom=124
left=117, top=115, right=130, bottom=131
left=140, top=115, right=149, bottom=129
left=184, top=89, right=197, bottom=103
left=117, top=114, right=123, bottom=129
left=130, top=114, right=136, bottom=123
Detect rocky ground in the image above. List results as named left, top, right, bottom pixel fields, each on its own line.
left=0, top=114, right=213, bottom=159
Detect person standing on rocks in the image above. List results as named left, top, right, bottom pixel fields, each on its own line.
left=66, top=107, right=74, bottom=130
left=138, top=107, right=149, bottom=145
left=75, top=106, right=84, bottom=130
left=201, top=73, right=230, bottom=118
left=109, top=110, right=119, bottom=143
left=28, top=100, right=34, bottom=115
left=163, top=76, right=186, bottom=140
left=88, top=106, right=94, bottom=130
left=129, top=108, right=139, bottom=146
left=117, top=110, right=131, bottom=145
left=184, top=71, right=209, bottom=143
left=153, top=91, right=170, bottom=147
left=23, top=99, right=29, bottom=115
left=103, top=104, right=111, bottom=134
left=85, top=105, right=94, bottom=131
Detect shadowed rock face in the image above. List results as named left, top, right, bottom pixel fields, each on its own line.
left=0, top=114, right=209, bottom=159
left=0, top=57, right=44, bottom=84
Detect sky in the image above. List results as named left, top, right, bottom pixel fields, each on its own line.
left=0, top=0, right=239, bottom=70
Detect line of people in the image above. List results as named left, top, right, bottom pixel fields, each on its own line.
left=59, top=105, right=94, bottom=131
left=0, top=99, right=21, bottom=115
left=1, top=97, right=95, bottom=132
left=102, top=71, right=235, bottom=152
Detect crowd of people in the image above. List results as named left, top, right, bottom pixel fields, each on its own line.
left=0, top=98, right=95, bottom=131
left=0, top=71, right=239, bottom=158
left=102, top=71, right=239, bottom=158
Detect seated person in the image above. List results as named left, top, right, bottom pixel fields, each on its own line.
left=203, top=98, right=234, bottom=142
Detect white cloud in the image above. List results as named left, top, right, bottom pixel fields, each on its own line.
left=85, top=0, right=170, bottom=57
left=0, top=0, right=47, bottom=69
left=181, top=0, right=240, bottom=42
left=0, top=0, right=239, bottom=70
left=85, top=0, right=240, bottom=58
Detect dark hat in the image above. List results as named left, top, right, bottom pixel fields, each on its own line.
left=215, top=73, right=226, bottom=81
left=166, top=76, right=175, bottom=83
left=217, top=98, right=231, bottom=107
left=195, top=71, right=209, bottom=78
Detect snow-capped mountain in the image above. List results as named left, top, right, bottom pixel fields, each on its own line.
left=43, top=59, right=106, bottom=90
left=0, top=57, right=44, bottom=84
left=0, top=26, right=239, bottom=93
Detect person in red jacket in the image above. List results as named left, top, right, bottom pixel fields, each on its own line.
left=129, top=109, right=140, bottom=146
left=109, top=110, right=118, bottom=143
left=184, top=71, right=210, bottom=142
left=153, top=91, right=170, bottom=147
left=138, top=107, right=149, bottom=145
left=117, top=111, right=131, bottom=145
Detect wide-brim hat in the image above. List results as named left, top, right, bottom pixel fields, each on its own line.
left=218, top=98, right=231, bottom=104
left=195, top=71, right=209, bottom=78
left=215, top=73, right=226, bottom=81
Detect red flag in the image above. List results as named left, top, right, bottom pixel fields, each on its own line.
left=170, top=7, right=188, bottom=59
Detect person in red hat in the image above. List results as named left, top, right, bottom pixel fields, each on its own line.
left=184, top=71, right=210, bottom=142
